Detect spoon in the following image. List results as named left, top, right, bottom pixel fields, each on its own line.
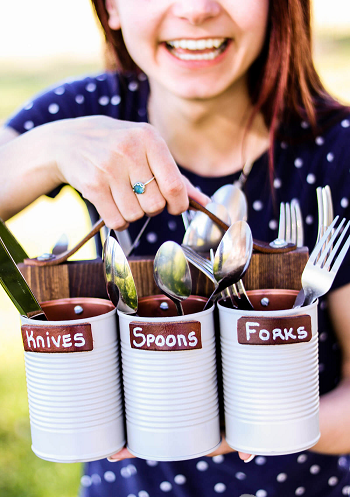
left=211, top=184, right=248, bottom=223
left=203, top=220, right=253, bottom=310
left=153, top=241, right=192, bottom=316
left=103, top=231, right=138, bottom=315
left=182, top=202, right=231, bottom=252
left=188, top=198, right=296, bottom=254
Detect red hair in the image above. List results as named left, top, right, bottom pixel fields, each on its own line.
left=90, top=0, right=346, bottom=176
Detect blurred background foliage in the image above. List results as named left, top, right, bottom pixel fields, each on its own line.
left=0, top=0, right=349, bottom=496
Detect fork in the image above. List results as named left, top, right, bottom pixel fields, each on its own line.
left=181, top=245, right=218, bottom=286
left=316, top=185, right=333, bottom=244
left=182, top=244, right=253, bottom=310
left=271, top=199, right=304, bottom=248
left=181, top=245, right=239, bottom=307
left=315, top=185, right=333, bottom=262
left=293, top=216, right=350, bottom=307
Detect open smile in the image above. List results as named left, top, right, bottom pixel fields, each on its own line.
left=164, top=38, right=230, bottom=61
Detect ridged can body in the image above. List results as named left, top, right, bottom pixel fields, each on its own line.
left=20, top=297, right=125, bottom=463
left=218, top=289, right=320, bottom=455
left=118, top=295, right=221, bottom=461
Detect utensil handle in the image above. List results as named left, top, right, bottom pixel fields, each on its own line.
left=188, top=198, right=296, bottom=254
left=174, top=300, right=184, bottom=316
left=292, top=288, right=305, bottom=308
left=253, top=239, right=296, bottom=254
left=189, top=198, right=229, bottom=231
left=25, top=196, right=297, bottom=267
left=24, top=219, right=106, bottom=266
left=125, top=216, right=151, bottom=257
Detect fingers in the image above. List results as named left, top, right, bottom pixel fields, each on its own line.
left=182, top=176, right=211, bottom=206
left=145, top=130, right=189, bottom=215
left=107, top=446, right=135, bottom=462
left=108, top=154, right=166, bottom=226
left=106, top=444, right=255, bottom=464
left=80, top=181, right=131, bottom=231
left=88, top=123, right=181, bottom=226
left=128, top=163, right=167, bottom=218
left=205, top=435, right=255, bottom=463
left=58, top=118, right=200, bottom=229
left=238, top=452, right=255, bottom=463
left=78, top=147, right=147, bottom=229
left=107, top=128, right=189, bottom=225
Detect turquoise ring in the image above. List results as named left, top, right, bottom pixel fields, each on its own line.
left=132, top=176, right=155, bottom=194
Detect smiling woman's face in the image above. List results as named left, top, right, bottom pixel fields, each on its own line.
left=106, top=0, right=269, bottom=100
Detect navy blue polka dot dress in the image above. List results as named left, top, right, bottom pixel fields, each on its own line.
left=6, top=72, right=350, bottom=497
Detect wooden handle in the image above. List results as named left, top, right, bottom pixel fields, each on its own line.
left=24, top=196, right=297, bottom=267
left=24, top=219, right=105, bottom=267
left=188, top=197, right=296, bottom=254
left=252, top=240, right=296, bottom=254
left=188, top=198, right=230, bottom=231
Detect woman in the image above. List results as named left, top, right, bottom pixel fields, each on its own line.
left=1, top=0, right=350, bottom=495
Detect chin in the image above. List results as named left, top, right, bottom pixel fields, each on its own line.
left=165, top=80, right=229, bottom=101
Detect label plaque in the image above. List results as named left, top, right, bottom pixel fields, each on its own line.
left=237, top=315, right=312, bottom=345
left=21, top=323, right=93, bottom=353
left=130, top=321, right=202, bottom=351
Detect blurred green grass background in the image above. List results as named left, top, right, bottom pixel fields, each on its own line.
left=0, top=20, right=349, bottom=497
left=0, top=59, right=102, bottom=497
left=0, top=59, right=103, bottom=121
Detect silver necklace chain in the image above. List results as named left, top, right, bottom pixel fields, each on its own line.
left=234, top=160, right=254, bottom=189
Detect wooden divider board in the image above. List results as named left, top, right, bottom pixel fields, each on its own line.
left=18, top=248, right=308, bottom=303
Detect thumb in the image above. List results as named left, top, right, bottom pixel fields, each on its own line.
left=182, top=176, right=211, bottom=207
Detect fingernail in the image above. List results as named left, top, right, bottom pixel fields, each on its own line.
left=107, top=457, right=121, bottom=462
left=244, top=455, right=255, bottom=463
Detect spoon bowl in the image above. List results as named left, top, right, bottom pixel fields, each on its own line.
left=182, top=202, right=231, bottom=252
left=203, top=221, right=253, bottom=310
left=103, top=232, right=138, bottom=315
left=211, top=184, right=248, bottom=223
left=153, top=241, right=192, bottom=316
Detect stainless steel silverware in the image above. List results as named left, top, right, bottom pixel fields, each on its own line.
left=293, top=216, right=350, bottom=307
left=0, top=237, right=47, bottom=320
left=0, top=218, right=28, bottom=263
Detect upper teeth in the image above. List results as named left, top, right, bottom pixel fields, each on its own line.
left=167, top=38, right=225, bottom=50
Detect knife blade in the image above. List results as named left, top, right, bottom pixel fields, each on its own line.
left=0, top=236, right=47, bottom=320
left=0, top=218, right=29, bottom=263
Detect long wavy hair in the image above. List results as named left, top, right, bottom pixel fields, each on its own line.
left=90, top=0, right=346, bottom=174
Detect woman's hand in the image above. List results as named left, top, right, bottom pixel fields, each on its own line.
left=0, top=117, right=209, bottom=223
left=106, top=435, right=254, bottom=463
left=107, top=446, right=135, bottom=462
left=310, top=283, right=350, bottom=455
left=206, top=434, right=254, bottom=462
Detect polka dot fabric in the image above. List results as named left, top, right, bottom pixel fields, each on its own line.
left=6, top=72, right=350, bottom=496
left=6, top=71, right=150, bottom=133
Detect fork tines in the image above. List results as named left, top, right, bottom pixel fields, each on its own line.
left=277, top=199, right=304, bottom=247
left=310, top=216, right=350, bottom=273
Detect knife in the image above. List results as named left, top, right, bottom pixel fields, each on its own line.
left=0, top=218, right=29, bottom=263
left=0, top=236, right=47, bottom=320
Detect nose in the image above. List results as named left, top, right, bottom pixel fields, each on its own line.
left=172, top=0, right=222, bottom=25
